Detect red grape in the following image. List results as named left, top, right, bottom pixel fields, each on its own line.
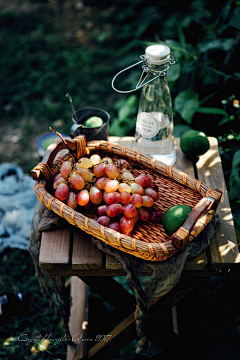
left=94, top=163, right=106, bottom=177
left=131, top=183, right=145, bottom=195
left=135, top=175, right=151, bottom=188
left=142, top=195, right=154, bottom=207
left=53, top=173, right=62, bottom=183
left=96, top=216, right=111, bottom=226
left=132, top=211, right=139, bottom=224
left=123, top=204, right=137, bottom=218
left=105, top=192, right=121, bottom=205
left=65, top=192, right=77, bottom=209
left=106, top=204, right=123, bottom=217
left=104, top=180, right=119, bottom=193
left=70, top=173, right=85, bottom=190
left=69, top=183, right=79, bottom=193
left=105, top=163, right=118, bottom=179
left=120, top=216, right=133, bottom=233
left=75, top=165, right=91, bottom=181
left=131, top=194, right=143, bottom=208
left=55, top=183, right=69, bottom=201
left=77, top=189, right=90, bottom=206
left=108, top=222, right=121, bottom=232
left=53, top=176, right=66, bottom=189
left=144, top=188, right=159, bottom=201
left=89, top=187, right=102, bottom=204
left=96, top=177, right=110, bottom=190
left=120, top=192, right=132, bottom=205
left=60, top=161, right=72, bottom=178
left=103, top=191, right=108, bottom=202
left=97, top=205, right=108, bottom=216
left=137, top=208, right=149, bottom=222
left=149, top=210, right=164, bottom=223
left=119, top=183, right=131, bottom=193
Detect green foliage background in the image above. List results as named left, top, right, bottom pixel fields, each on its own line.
left=1, top=0, right=240, bottom=359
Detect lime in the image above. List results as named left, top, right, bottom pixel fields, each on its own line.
left=83, top=116, right=103, bottom=128
left=180, top=130, right=210, bottom=159
left=162, top=204, right=192, bottom=236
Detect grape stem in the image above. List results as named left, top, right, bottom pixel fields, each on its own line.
left=49, top=127, right=79, bottom=162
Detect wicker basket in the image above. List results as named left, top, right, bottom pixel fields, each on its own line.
left=31, top=135, right=222, bottom=261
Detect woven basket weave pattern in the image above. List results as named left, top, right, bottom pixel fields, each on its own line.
left=32, top=136, right=222, bottom=261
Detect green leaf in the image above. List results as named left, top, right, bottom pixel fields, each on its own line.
left=228, top=182, right=240, bottom=201
left=193, top=107, right=228, bottom=116
left=174, top=124, right=193, bottom=137
left=167, top=63, right=181, bottom=82
left=174, top=89, right=199, bottom=124
left=199, top=38, right=235, bottom=53
left=232, top=150, right=240, bottom=169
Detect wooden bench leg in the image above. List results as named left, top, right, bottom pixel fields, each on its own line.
left=67, top=277, right=89, bottom=360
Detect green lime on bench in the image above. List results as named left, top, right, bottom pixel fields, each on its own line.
left=162, top=204, right=192, bottom=236
left=83, top=116, right=103, bottom=128
left=180, top=130, right=210, bottom=159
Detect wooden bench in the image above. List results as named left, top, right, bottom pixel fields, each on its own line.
left=39, top=136, right=239, bottom=360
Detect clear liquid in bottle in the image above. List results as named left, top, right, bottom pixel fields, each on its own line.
left=135, top=111, right=176, bottom=166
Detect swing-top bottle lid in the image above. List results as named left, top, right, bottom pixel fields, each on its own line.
left=145, top=44, right=171, bottom=65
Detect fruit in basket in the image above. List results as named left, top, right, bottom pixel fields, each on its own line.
left=75, top=165, right=92, bottom=181
left=105, top=180, right=119, bottom=193
left=106, top=203, right=123, bottom=217
left=162, top=204, right=192, bottom=236
left=94, top=163, right=106, bottom=177
left=180, top=130, right=210, bottom=159
left=120, top=216, right=134, bottom=233
left=55, top=183, right=69, bottom=201
left=78, top=157, right=93, bottom=168
left=96, top=216, right=111, bottom=226
left=135, top=175, right=151, bottom=188
left=53, top=153, right=164, bottom=235
left=66, top=192, right=78, bottom=209
left=89, top=187, right=102, bottom=204
left=77, top=190, right=90, bottom=206
left=60, top=161, right=72, bottom=178
left=106, top=163, right=118, bottom=179
left=123, top=204, right=137, bottom=218
left=70, top=173, right=85, bottom=190
left=109, top=222, right=121, bottom=232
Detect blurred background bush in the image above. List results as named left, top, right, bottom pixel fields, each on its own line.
left=1, top=0, right=240, bottom=358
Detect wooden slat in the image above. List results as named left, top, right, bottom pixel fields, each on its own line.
left=175, top=137, right=209, bottom=272
left=39, top=229, right=71, bottom=270
left=106, top=254, right=123, bottom=270
left=196, top=137, right=240, bottom=268
left=67, top=277, right=89, bottom=360
left=72, top=229, right=102, bottom=270
left=88, top=277, right=204, bottom=360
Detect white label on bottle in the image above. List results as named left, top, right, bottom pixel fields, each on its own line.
left=137, top=112, right=160, bottom=138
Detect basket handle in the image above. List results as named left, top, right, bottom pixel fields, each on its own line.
left=31, top=135, right=87, bottom=181
left=172, top=189, right=222, bottom=250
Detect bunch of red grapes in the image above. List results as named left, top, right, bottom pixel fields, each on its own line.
left=53, top=154, right=163, bottom=236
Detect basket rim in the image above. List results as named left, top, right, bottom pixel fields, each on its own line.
left=32, top=136, right=222, bottom=261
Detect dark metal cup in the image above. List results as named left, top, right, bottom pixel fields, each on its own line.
left=70, top=107, right=110, bottom=141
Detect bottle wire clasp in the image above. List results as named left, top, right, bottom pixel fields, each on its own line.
left=112, top=52, right=176, bottom=94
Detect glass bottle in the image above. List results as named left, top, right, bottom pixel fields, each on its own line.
left=135, top=45, right=176, bottom=166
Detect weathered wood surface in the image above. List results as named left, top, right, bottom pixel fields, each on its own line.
left=67, top=277, right=89, bottom=360
left=39, top=229, right=71, bottom=270
left=196, top=137, right=240, bottom=269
